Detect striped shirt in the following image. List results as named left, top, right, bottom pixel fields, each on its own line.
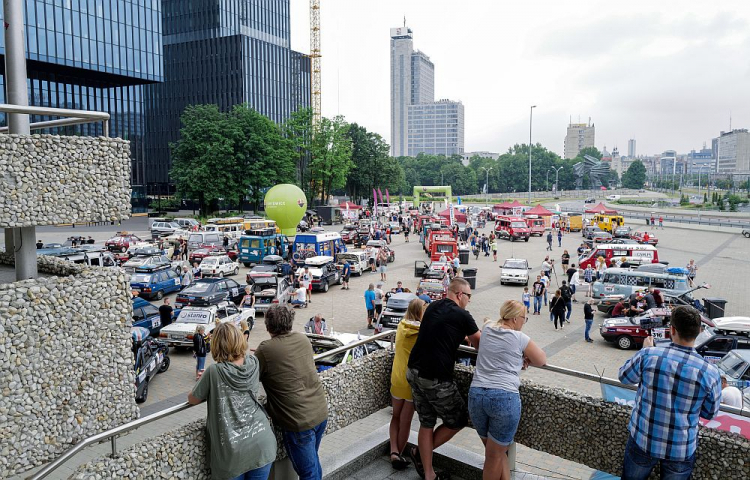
left=619, top=343, right=721, bottom=460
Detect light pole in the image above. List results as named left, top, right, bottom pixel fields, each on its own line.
left=551, top=166, right=563, bottom=194
left=480, top=166, right=493, bottom=206
left=693, top=163, right=709, bottom=194
left=528, top=105, right=536, bottom=203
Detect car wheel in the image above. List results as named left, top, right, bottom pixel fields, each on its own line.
left=337, top=275, right=343, bottom=285
left=744, top=231, right=750, bottom=238
left=135, top=381, right=148, bottom=403
left=524, top=238, right=529, bottom=242
left=248, top=318, right=255, bottom=331
left=243, top=262, right=251, bottom=268
left=155, top=290, right=164, bottom=301
left=616, top=335, right=634, bottom=350
left=158, top=356, right=171, bottom=373
left=233, top=268, right=239, bottom=276
left=218, top=271, right=224, bottom=278
left=323, top=282, right=329, bottom=293
left=121, top=246, right=127, bottom=253
left=500, top=281, right=505, bottom=286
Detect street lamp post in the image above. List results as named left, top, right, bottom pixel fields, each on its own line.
left=480, top=166, right=493, bottom=206
left=528, top=105, right=536, bottom=203
left=551, top=166, right=563, bottom=194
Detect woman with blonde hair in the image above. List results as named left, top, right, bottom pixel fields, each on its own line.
left=388, top=298, right=426, bottom=470
left=468, top=300, right=546, bottom=480
left=595, top=255, right=607, bottom=281
left=240, top=320, right=250, bottom=342
left=188, top=322, right=277, bottom=480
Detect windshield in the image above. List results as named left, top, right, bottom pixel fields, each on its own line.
left=250, top=277, right=277, bottom=287
left=716, top=353, right=746, bottom=379
left=504, top=261, right=527, bottom=269
left=182, top=283, right=212, bottom=294
left=511, top=222, right=527, bottom=228
left=436, top=244, right=454, bottom=253
left=176, top=310, right=212, bottom=324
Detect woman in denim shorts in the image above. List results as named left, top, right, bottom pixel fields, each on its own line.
left=468, top=300, right=547, bottom=479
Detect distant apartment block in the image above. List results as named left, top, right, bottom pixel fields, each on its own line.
left=390, top=26, right=464, bottom=157
left=717, top=129, right=750, bottom=174
left=461, top=151, right=500, bottom=166
left=564, top=121, right=595, bottom=159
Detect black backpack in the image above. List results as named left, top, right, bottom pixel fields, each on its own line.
left=560, top=285, right=572, bottom=301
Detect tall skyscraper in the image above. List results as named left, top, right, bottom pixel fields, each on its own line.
left=717, top=129, right=750, bottom=174
left=563, top=121, right=595, bottom=159
left=145, top=0, right=311, bottom=184
left=0, top=0, right=163, bottom=189
left=628, top=139, right=636, bottom=158
left=390, top=26, right=464, bottom=157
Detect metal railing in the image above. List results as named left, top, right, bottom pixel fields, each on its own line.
left=27, top=329, right=749, bottom=479
left=0, top=104, right=110, bottom=137
left=28, top=330, right=397, bottom=480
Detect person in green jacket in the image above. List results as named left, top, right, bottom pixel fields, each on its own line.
left=188, top=322, right=277, bottom=480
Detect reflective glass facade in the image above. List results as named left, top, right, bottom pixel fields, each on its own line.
left=0, top=0, right=163, bottom=187
left=144, top=0, right=310, bottom=184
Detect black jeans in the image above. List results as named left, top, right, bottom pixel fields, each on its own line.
left=553, top=311, right=565, bottom=329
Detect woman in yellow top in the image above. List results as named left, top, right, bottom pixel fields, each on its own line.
left=389, top=298, right=426, bottom=470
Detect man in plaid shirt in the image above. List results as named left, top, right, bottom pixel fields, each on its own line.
left=618, top=306, right=721, bottom=479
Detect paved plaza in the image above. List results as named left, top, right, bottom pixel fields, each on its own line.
left=7, top=210, right=749, bottom=478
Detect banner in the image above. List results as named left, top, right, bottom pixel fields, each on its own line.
left=373, top=188, right=378, bottom=216
left=386, top=189, right=390, bottom=204
left=378, top=188, right=383, bottom=205
left=449, top=203, right=455, bottom=226
left=601, top=383, right=750, bottom=439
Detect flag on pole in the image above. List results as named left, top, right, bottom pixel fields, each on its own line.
left=373, top=188, right=378, bottom=216
left=386, top=189, right=390, bottom=204
left=378, top=188, right=383, bottom=205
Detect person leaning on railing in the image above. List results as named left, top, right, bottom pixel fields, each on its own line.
left=468, top=300, right=546, bottom=480
left=187, top=322, right=277, bottom=480
left=254, top=305, right=328, bottom=480
left=618, top=306, right=722, bottom=480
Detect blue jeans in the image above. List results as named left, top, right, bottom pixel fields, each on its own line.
left=621, top=436, right=696, bottom=480
left=282, top=419, right=327, bottom=480
left=232, top=462, right=272, bottom=480
left=533, top=296, right=542, bottom=313
left=584, top=319, right=593, bottom=340
left=565, top=300, right=572, bottom=320
left=196, top=355, right=206, bottom=372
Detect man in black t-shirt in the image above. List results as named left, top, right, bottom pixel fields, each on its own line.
left=532, top=275, right=545, bottom=315
left=158, top=298, right=174, bottom=329
left=406, top=278, right=480, bottom=480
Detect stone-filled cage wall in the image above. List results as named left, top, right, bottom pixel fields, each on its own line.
left=0, top=254, right=137, bottom=477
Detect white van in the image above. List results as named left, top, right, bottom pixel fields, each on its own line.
left=187, top=232, right=223, bottom=251
left=606, top=195, right=621, bottom=201
left=592, top=267, right=689, bottom=299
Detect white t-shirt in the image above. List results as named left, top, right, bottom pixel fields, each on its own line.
left=373, top=288, right=384, bottom=305
left=570, top=271, right=580, bottom=287
left=471, top=324, right=530, bottom=393
left=540, top=276, right=549, bottom=289
left=721, top=386, right=743, bottom=408
left=542, top=261, right=551, bottom=273
left=295, top=287, right=307, bottom=303
left=300, top=271, right=312, bottom=287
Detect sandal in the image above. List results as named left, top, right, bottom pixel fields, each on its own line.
left=408, top=446, right=425, bottom=479
left=390, top=452, right=409, bottom=470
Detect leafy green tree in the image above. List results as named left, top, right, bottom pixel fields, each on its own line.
left=283, top=108, right=314, bottom=198
left=170, top=105, right=236, bottom=216
left=227, top=105, right=296, bottom=211
left=309, top=115, right=354, bottom=204
left=622, top=160, right=647, bottom=189
left=578, top=146, right=603, bottom=160
left=345, top=124, right=405, bottom=200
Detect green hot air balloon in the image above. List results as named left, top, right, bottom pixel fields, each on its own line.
left=264, top=184, right=308, bottom=237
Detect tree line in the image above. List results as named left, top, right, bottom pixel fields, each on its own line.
left=170, top=105, right=645, bottom=215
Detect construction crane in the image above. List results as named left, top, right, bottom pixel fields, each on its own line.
left=310, top=0, right=322, bottom=126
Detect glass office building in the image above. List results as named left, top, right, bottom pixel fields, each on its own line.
left=407, top=100, right=464, bottom=157
left=144, top=0, right=311, bottom=184
left=0, top=0, right=163, bottom=188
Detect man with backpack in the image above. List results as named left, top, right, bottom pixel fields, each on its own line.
left=560, top=280, right=573, bottom=323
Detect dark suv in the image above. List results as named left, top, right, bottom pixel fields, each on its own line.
left=376, top=292, right=417, bottom=330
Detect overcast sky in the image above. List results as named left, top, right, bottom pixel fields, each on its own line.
left=289, top=0, right=750, bottom=158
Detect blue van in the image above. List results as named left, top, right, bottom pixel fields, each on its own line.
left=238, top=228, right=287, bottom=267
left=292, top=232, right=346, bottom=261
left=130, top=265, right=182, bottom=300
left=132, top=297, right=164, bottom=336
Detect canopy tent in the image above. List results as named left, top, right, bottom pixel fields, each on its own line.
left=338, top=201, right=362, bottom=210
left=508, top=200, right=525, bottom=208
left=493, top=201, right=513, bottom=210
left=438, top=209, right=468, bottom=224
left=585, top=203, right=618, bottom=214
left=522, top=204, right=554, bottom=216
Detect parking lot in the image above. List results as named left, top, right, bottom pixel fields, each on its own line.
left=18, top=212, right=750, bottom=407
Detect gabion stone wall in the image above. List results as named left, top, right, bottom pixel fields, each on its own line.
left=72, top=350, right=395, bottom=479
left=0, top=134, right=131, bottom=227
left=0, top=255, right=137, bottom=477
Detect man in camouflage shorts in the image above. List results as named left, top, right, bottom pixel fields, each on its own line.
left=407, top=278, right=481, bottom=480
